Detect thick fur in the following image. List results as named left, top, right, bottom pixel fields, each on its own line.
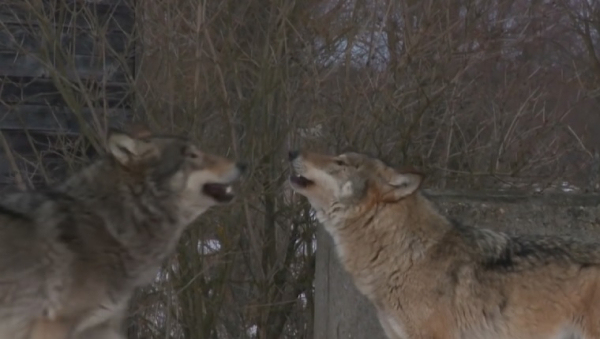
left=0, top=129, right=245, bottom=339
left=288, top=150, right=600, bottom=339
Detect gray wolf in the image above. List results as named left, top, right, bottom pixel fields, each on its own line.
left=288, top=149, right=600, bottom=339
left=0, top=127, right=246, bottom=339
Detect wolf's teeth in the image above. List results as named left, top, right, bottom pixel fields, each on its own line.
left=225, top=186, right=233, bottom=194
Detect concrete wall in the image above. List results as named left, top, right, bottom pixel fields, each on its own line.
left=313, top=191, right=600, bottom=339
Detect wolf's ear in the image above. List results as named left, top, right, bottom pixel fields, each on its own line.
left=107, top=130, right=152, bottom=166
left=381, top=170, right=424, bottom=202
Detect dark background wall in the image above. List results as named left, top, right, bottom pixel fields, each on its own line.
left=0, top=0, right=134, bottom=189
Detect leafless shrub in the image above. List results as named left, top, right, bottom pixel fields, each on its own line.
left=1, top=0, right=599, bottom=338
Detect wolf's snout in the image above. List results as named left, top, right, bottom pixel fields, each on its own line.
left=288, top=150, right=314, bottom=189
left=288, top=150, right=300, bottom=161
left=236, top=162, right=248, bottom=174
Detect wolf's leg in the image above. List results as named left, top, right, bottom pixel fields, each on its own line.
left=71, top=305, right=127, bottom=339
left=71, top=316, right=125, bottom=339
left=70, top=298, right=129, bottom=339
left=28, top=318, right=71, bottom=339
left=377, top=310, right=456, bottom=339
left=377, top=310, right=408, bottom=339
left=72, top=326, right=125, bottom=339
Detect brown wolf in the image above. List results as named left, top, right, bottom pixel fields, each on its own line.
left=0, top=127, right=246, bottom=339
left=288, top=149, right=600, bottom=339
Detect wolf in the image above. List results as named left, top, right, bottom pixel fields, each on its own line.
left=288, top=149, right=600, bottom=339
left=0, top=127, right=246, bottom=339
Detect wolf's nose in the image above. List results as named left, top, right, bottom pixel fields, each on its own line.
left=288, top=150, right=300, bottom=161
left=236, top=162, right=248, bottom=173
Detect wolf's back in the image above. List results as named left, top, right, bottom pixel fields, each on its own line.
left=450, top=220, right=600, bottom=272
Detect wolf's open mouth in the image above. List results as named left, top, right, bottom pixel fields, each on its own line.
left=202, top=183, right=235, bottom=203
left=290, top=174, right=314, bottom=188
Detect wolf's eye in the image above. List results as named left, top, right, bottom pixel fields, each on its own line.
left=334, top=159, right=346, bottom=166
left=187, top=150, right=199, bottom=159
left=181, top=146, right=198, bottom=159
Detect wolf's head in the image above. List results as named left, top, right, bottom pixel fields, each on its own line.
left=105, top=128, right=246, bottom=222
left=288, top=150, right=423, bottom=211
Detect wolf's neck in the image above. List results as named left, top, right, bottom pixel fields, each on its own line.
left=57, top=161, right=114, bottom=197
left=56, top=160, right=184, bottom=257
left=319, top=193, right=450, bottom=294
